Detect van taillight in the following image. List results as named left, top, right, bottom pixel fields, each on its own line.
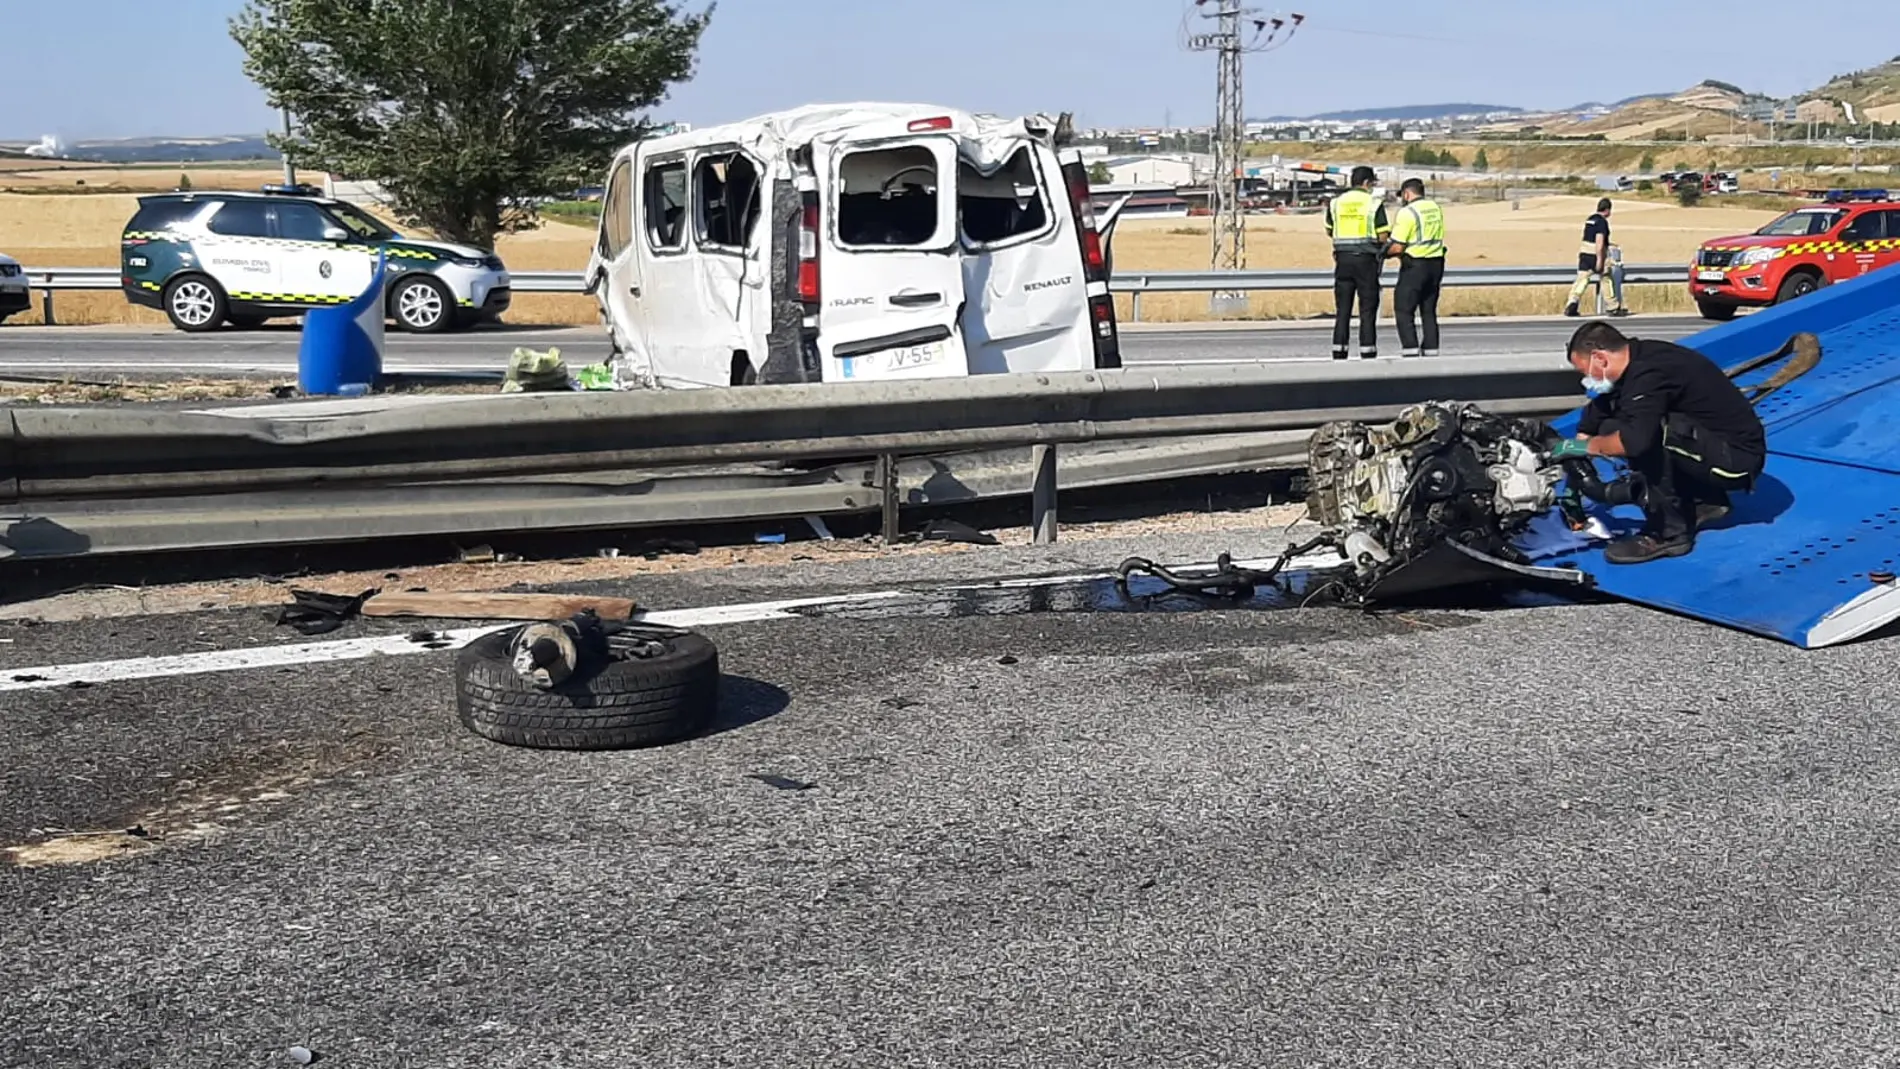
left=1063, top=163, right=1106, bottom=283
left=1060, top=154, right=1121, bottom=369
left=796, top=198, right=819, bottom=303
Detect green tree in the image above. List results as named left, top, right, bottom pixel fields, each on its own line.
left=1087, top=161, right=1112, bottom=184
left=1638, top=151, right=1655, bottom=172
left=1677, top=183, right=1702, bottom=207
left=1472, top=147, right=1489, bottom=172
left=177, top=172, right=193, bottom=191
left=231, top=0, right=711, bottom=249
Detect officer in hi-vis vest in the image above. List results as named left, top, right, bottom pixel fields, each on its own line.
left=1325, top=166, right=1390, bottom=359
left=1386, top=177, right=1447, bottom=358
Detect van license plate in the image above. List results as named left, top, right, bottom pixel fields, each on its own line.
left=1696, top=269, right=1727, bottom=282
left=843, top=338, right=947, bottom=378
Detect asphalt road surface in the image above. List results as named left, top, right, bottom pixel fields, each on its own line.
left=4, top=523, right=1897, bottom=1066
left=0, top=315, right=1714, bottom=379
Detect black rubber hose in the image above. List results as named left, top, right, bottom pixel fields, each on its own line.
left=1114, top=536, right=1340, bottom=597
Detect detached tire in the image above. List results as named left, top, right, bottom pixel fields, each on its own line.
left=455, top=627, right=719, bottom=750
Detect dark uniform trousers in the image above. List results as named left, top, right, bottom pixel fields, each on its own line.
left=1393, top=254, right=1444, bottom=357
left=1331, top=251, right=1381, bottom=357
left=1596, top=414, right=1761, bottom=539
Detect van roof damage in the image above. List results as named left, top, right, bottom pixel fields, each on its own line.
left=632, top=102, right=1071, bottom=173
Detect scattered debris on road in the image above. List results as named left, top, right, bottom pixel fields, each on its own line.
left=276, top=588, right=378, bottom=635
left=500, top=346, right=573, bottom=392
left=360, top=590, right=638, bottom=623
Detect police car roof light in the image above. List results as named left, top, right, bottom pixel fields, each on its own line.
left=260, top=183, right=323, bottom=197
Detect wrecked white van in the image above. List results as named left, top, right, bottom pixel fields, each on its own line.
left=583, top=103, right=1125, bottom=388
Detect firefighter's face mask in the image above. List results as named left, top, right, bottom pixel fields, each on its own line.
left=1577, top=351, right=1615, bottom=398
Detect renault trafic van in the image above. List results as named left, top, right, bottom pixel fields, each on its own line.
left=584, top=103, right=1126, bottom=388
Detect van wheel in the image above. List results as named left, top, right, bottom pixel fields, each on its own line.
left=390, top=275, right=454, bottom=333
left=1774, top=272, right=1823, bottom=305
left=163, top=274, right=227, bottom=333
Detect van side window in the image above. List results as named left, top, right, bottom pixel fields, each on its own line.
left=958, top=147, right=1049, bottom=246
left=837, top=146, right=939, bottom=247
left=694, top=152, right=762, bottom=250
left=644, top=161, right=687, bottom=251
left=600, top=160, right=633, bottom=259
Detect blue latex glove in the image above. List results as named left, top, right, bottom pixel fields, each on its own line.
left=1546, top=438, right=1590, bottom=460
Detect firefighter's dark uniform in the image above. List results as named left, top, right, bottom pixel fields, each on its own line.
left=1579, top=338, right=1766, bottom=547
left=1325, top=187, right=1389, bottom=359
left=1389, top=196, right=1446, bottom=358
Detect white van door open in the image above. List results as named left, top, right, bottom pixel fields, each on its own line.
left=585, top=150, right=646, bottom=378
left=955, top=144, right=1093, bottom=375
left=817, top=135, right=971, bottom=381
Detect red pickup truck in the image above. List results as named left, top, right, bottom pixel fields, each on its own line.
left=1689, top=192, right=1900, bottom=320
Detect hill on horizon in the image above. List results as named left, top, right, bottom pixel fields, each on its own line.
left=1259, top=103, right=1521, bottom=123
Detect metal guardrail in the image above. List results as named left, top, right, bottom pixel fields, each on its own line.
left=15, top=263, right=1688, bottom=323
left=0, top=356, right=1578, bottom=560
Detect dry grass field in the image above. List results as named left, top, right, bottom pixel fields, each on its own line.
left=0, top=189, right=1786, bottom=327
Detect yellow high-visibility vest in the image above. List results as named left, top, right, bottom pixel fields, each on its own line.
left=1396, top=198, right=1446, bottom=258
left=1329, top=189, right=1374, bottom=238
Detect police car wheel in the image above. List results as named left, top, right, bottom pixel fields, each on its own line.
left=163, top=275, right=227, bottom=333
left=391, top=276, right=453, bottom=333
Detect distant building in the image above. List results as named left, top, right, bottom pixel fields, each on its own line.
left=1100, top=154, right=1196, bottom=186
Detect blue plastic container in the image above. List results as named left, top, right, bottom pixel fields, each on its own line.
left=297, top=252, right=388, bottom=396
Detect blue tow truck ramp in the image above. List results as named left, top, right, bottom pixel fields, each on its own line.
left=1519, top=263, right=1900, bottom=649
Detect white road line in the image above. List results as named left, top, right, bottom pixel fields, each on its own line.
left=0, top=590, right=915, bottom=693
left=0, top=554, right=1348, bottom=692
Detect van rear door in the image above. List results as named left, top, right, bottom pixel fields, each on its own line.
left=955, top=142, right=1093, bottom=374
left=817, top=134, right=970, bottom=381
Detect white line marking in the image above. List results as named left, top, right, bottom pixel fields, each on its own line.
left=0, top=590, right=912, bottom=692
left=0, top=556, right=1344, bottom=693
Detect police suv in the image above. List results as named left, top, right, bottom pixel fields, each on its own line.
left=121, top=185, right=511, bottom=333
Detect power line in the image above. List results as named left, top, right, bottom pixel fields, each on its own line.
left=1181, top=2, right=1303, bottom=286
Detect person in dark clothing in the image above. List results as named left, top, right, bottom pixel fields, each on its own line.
left=1546, top=321, right=1766, bottom=564
left=1564, top=198, right=1628, bottom=317
left=1325, top=166, right=1390, bottom=359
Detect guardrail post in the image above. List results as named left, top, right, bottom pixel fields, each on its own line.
left=1031, top=443, right=1058, bottom=545
left=37, top=276, right=54, bottom=326
left=877, top=453, right=900, bottom=544
left=1131, top=291, right=1143, bottom=322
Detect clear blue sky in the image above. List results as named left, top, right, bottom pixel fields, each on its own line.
left=8, top=0, right=1900, bottom=140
